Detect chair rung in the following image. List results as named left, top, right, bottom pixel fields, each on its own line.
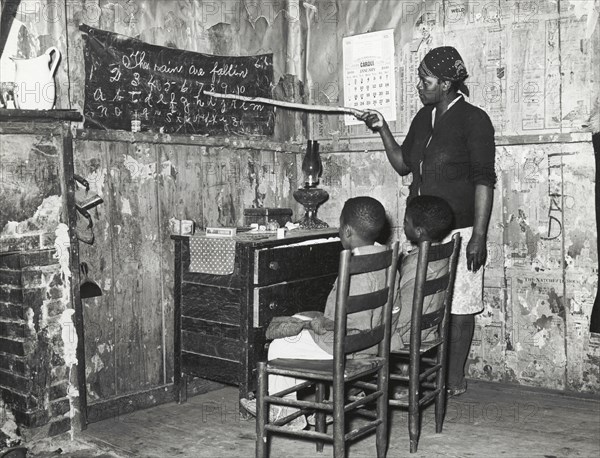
left=267, top=367, right=333, bottom=380
left=391, top=341, right=441, bottom=356
left=421, top=357, right=438, bottom=365
left=265, top=395, right=333, bottom=412
left=270, top=380, right=314, bottom=398
left=388, top=398, right=408, bottom=408
left=354, top=408, right=378, bottom=419
left=419, top=390, right=440, bottom=406
left=392, top=349, right=409, bottom=356
left=421, top=344, right=440, bottom=354
left=345, top=391, right=382, bottom=412
left=347, top=288, right=389, bottom=314
left=345, top=419, right=382, bottom=442
left=349, top=249, right=392, bottom=274
left=389, top=360, right=440, bottom=382
left=269, top=405, right=308, bottom=427
left=419, top=364, right=441, bottom=380
left=267, top=366, right=382, bottom=383
left=353, top=380, right=377, bottom=392
left=427, top=241, right=455, bottom=261
left=345, top=366, right=382, bottom=382
left=265, top=424, right=332, bottom=441
left=388, top=388, right=442, bottom=408
left=389, top=373, right=409, bottom=382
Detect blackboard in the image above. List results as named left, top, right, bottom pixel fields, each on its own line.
left=80, top=24, right=275, bottom=136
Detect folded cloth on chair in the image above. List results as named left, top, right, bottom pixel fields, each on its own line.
left=189, top=236, right=236, bottom=275
left=266, top=316, right=308, bottom=340
left=266, top=312, right=334, bottom=340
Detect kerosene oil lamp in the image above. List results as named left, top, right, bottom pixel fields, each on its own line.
left=293, top=140, right=329, bottom=229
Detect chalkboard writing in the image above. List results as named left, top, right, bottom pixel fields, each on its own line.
left=80, top=24, right=274, bottom=136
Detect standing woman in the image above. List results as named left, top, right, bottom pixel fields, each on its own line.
left=360, top=47, right=496, bottom=396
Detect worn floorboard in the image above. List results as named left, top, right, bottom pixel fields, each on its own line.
left=29, top=380, right=600, bottom=457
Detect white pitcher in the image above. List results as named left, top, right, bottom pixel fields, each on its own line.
left=11, top=47, right=61, bottom=110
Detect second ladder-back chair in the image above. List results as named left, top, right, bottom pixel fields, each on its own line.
left=255, top=241, right=399, bottom=458
left=389, top=233, right=461, bottom=453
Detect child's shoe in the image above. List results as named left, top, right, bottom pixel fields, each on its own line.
left=392, top=386, right=409, bottom=401
left=446, top=381, right=467, bottom=397
left=240, top=398, right=307, bottom=431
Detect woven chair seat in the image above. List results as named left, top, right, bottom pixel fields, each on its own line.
left=268, top=356, right=386, bottom=380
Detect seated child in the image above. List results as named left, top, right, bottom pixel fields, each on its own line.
left=241, top=196, right=392, bottom=430
left=390, top=195, right=454, bottom=351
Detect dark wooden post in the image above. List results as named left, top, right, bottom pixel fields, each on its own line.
left=590, top=131, right=600, bottom=334
left=0, top=0, right=21, bottom=58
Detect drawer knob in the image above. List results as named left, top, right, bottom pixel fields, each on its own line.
left=269, top=301, right=278, bottom=310
left=269, top=261, right=280, bottom=271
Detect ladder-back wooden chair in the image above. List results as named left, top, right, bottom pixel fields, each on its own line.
left=255, top=242, right=399, bottom=458
left=388, top=233, right=461, bottom=453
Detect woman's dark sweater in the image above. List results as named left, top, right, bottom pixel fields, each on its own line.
left=401, top=97, right=497, bottom=229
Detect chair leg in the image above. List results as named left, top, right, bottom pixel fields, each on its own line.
left=407, top=354, right=421, bottom=454
left=408, top=370, right=420, bottom=455
left=435, top=356, right=447, bottom=434
left=315, top=382, right=326, bottom=453
left=375, top=370, right=389, bottom=458
left=408, top=406, right=420, bottom=454
left=332, top=383, right=345, bottom=458
left=434, top=386, right=446, bottom=434
left=256, top=362, right=268, bottom=458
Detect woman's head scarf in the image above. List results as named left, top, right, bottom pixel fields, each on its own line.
left=418, top=46, right=470, bottom=96
left=418, top=46, right=468, bottom=81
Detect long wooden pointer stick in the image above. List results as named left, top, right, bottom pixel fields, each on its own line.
left=204, top=90, right=366, bottom=118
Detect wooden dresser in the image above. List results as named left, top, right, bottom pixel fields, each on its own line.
left=172, top=229, right=342, bottom=403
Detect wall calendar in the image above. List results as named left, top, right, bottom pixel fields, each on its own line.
left=343, top=29, right=397, bottom=126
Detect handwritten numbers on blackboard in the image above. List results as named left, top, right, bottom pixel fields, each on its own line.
left=81, top=24, right=274, bottom=135
left=254, top=56, right=270, bottom=69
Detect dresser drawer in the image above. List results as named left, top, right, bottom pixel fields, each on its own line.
left=181, top=283, right=240, bottom=325
left=253, top=275, right=336, bottom=327
left=253, top=241, right=341, bottom=286
left=181, top=316, right=240, bottom=361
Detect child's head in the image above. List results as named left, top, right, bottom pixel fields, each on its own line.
left=404, top=195, right=453, bottom=243
left=339, top=196, right=386, bottom=249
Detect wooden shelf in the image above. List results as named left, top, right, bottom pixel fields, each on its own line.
left=0, top=108, right=83, bottom=122
left=75, top=128, right=302, bottom=152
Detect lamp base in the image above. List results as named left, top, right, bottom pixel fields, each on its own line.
left=295, top=214, right=329, bottom=229
left=293, top=187, right=329, bottom=229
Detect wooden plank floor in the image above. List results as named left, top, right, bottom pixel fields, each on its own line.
left=32, top=380, right=600, bottom=457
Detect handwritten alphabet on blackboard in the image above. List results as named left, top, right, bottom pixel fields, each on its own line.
left=80, top=24, right=275, bottom=136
